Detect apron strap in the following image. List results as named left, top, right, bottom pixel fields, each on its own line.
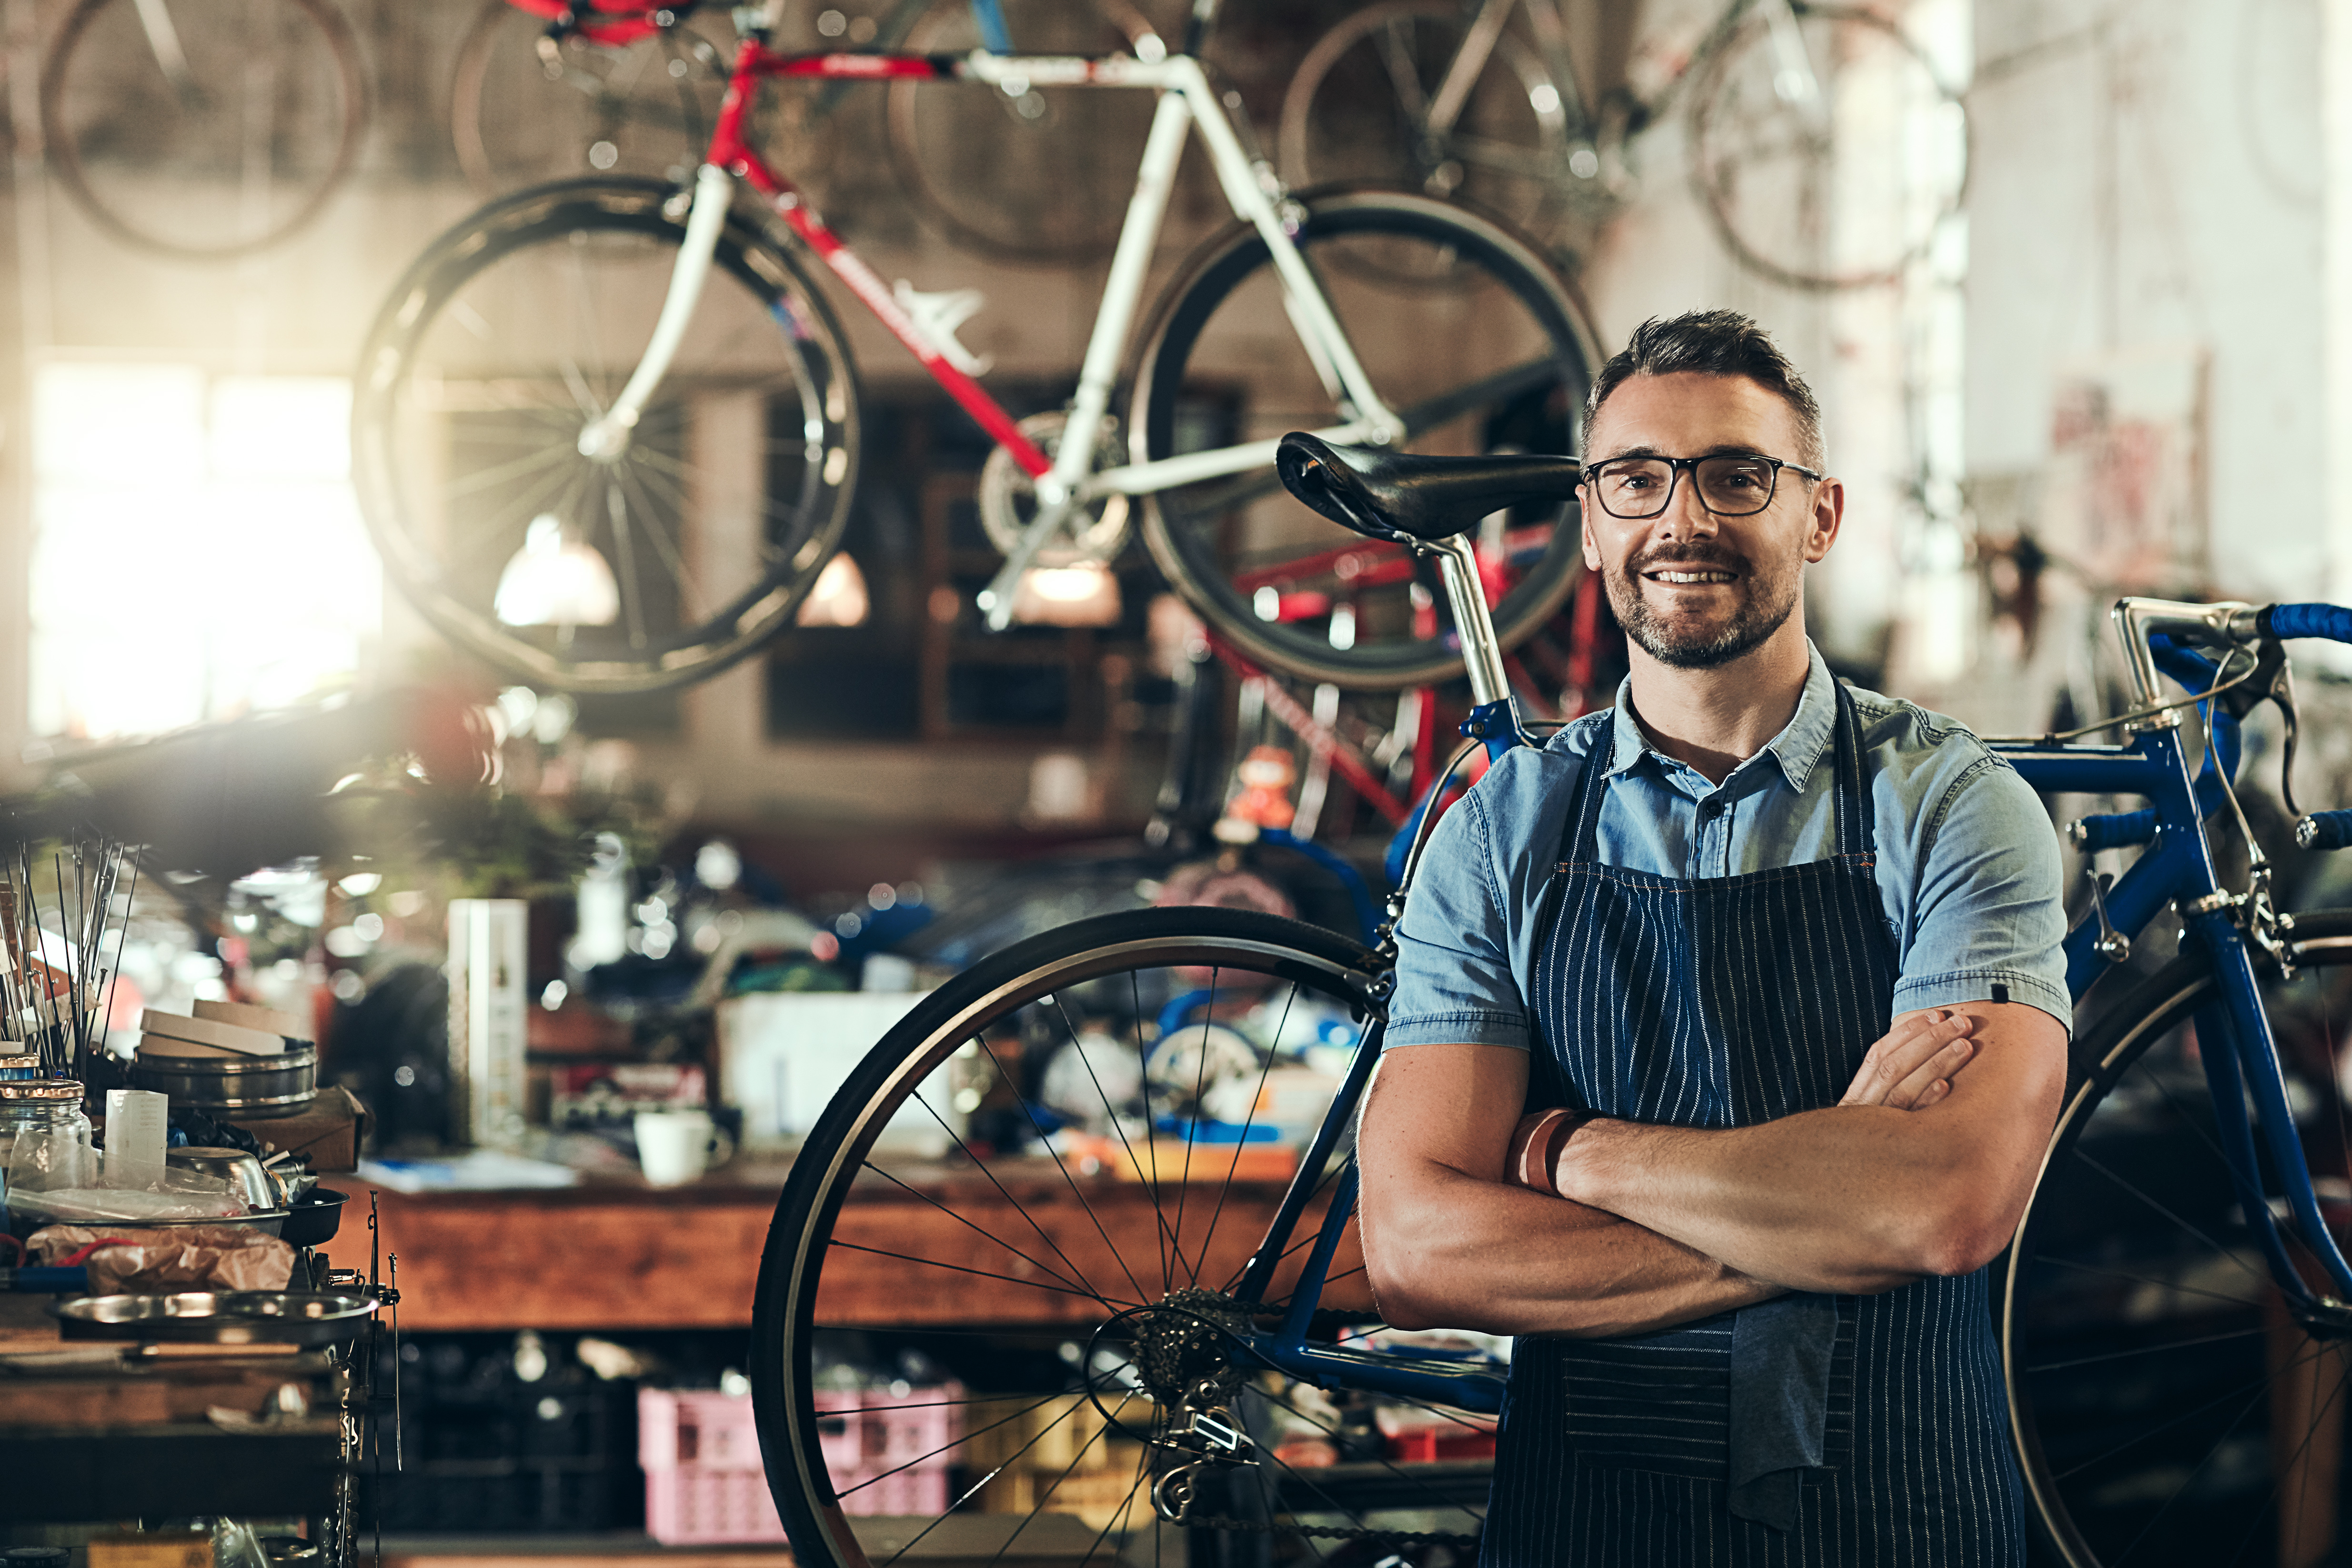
left=1830, top=680, right=1876, bottom=862
left=1561, top=711, right=1616, bottom=866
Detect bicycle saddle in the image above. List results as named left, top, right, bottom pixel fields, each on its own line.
left=1276, top=432, right=1583, bottom=546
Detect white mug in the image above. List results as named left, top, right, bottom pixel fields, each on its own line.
left=634, top=1108, right=726, bottom=1187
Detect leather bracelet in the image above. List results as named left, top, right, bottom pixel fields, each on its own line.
left=1516, top=1107, right=1589, bottom=1197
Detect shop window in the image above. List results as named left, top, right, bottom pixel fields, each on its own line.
left=28, top=362, right=380, bottom=741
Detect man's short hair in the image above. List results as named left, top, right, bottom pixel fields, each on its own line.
left=1583, top=310, right=1824, bottom=469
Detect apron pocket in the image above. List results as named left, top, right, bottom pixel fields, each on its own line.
left=1546, top=1302, right=1856, bottom=1483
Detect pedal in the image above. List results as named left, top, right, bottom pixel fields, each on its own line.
left=893, top=282, right=993, bottom=377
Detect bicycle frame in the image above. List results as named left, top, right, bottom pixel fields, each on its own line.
left=1223, top=583, right=2352, bottom=1419
left=580, top=18, right=1416, bottom=632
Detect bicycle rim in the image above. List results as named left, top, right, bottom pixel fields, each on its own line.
left=1278, top=0, right=1578, bottom=246
left=451, top=1, right=731, bottom=195
left=753, top=907, right=1495, bottom=1566
left=40, top=0, right=367, bottom=260
left=350, top=178, right=860, bottom=694
left=883, top=0, right=1166, bottom=267
left=2004, top=911, right=2352, bottom=1568
left=1685, top=3, right=1966, bottom=292
left=1136, top=188, right=1596, bottom=690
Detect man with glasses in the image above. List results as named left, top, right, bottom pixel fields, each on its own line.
left=1358, top=310, right=2068, bottom=1565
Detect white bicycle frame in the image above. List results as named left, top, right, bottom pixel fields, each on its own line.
left=563, top=34, right=1409, bottom=633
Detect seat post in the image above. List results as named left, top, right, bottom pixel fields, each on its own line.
left=1430, top=534, right=1512, bottom=708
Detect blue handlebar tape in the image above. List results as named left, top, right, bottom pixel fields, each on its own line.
left=2300, top=811, right=2352, bottom=851
left=2266, top=603, right=2352, bottom=643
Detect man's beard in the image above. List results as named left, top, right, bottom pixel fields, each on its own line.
left=1601, top=543, right=1800, bottom=671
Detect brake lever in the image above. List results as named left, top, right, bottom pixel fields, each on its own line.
left=2215, top=633, right=2301, bottom=817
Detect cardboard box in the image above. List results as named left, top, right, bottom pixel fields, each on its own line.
left=225, top=1084, right=370, bottom=1173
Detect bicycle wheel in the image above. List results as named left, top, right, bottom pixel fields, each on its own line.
left=2004, top=909, right=2352, bottom=1567
left=40, top=0, right=366, bottom=259
left=1134, top=188, right=1597, bottom=690
left=753, top=906, right=1493, bottom=1566
left=450, top=0, right=734, bottom=195
left=883, top=0, right=1165, bottom=266
left=1277, top=0, right=1586, bottom=247
left=1684, top=2, right=1965, bottom=291
left=350, top=178, right=860, bottom=694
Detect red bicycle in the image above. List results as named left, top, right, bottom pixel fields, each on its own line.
left=352, top=0, right=1599, bottom=699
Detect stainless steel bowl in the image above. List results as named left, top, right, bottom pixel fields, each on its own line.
left=166, top=1146, right=276, bottom=1211
left=129, top=1045, right=315, bottom=1118
left=52, top=1290, right=377, bottom=1345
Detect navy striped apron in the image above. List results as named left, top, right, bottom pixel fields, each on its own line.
left=1482, top=685, right=2023, bottom=1566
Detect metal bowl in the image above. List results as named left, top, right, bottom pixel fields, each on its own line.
left=52, top=1290, right=377, bottom=1345
left=129, top=1045, right=316, bottom=1118
left=7, top=1199, right=289, bottom=1238
left=279, top=1187, right=348, bottom=1249
left=166, top=1147, right=276, bottom=1211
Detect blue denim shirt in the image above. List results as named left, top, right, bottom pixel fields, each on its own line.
left=1388, top=645, right=2071, bottom=1050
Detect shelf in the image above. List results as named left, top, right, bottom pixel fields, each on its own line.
left=356, top=1159, right=1362, bottom=1333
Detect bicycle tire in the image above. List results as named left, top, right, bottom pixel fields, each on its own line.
left=752, top=906, right=1492, bottom=1564
left=1277, top=0, right=1581, bottom=249
left=1684, top=2, right=1966, bottom=292
left=882, top=0, right=1168, bottom=267
left=2003, top=909, right=2352, bottom=1567
left=350, top=177, right=860, bottom=694
left=1134, top=187, right=1597, bottom=690
left=39, top=0, right=368, bottom=260
left=449, top=0, right=732, bottom=196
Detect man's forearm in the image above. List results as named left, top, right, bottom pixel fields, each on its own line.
left=1558, top=1108, right=1982, bottom=1294
left=1364, top=1158, right=1783, bottom=1338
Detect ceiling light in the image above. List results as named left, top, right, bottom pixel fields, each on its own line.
left=1012, top=563, right=1120, bottom=628
left=494, top=514, right=619, bottom=627
left=796, top=553, right=869, bottom=628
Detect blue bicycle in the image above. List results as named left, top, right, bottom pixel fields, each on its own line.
left=753, top=433, right=2352, bottom=1568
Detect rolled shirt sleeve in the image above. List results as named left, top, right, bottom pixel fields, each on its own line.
left=1890, top=752, right=2072, bottom=1031
left=1388, top=784, right=1534, bottom=1050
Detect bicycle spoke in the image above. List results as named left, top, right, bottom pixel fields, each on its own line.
left=2072, top=1148, right=2278, bottom=1295
left=983, top=1394, right=1134, bottom=1568
left=601, top=480, right=650, bottom=649
left=1189, top=983, right=1298, bottom=1286
left=823, top=1240, right=1117, bottom=1307
left=1128, top=970, right=1175, bottom=1292
left=895, top=1076, right=1140, bottom=1313
left=870, top=1392, right=1114, bottom=1567
left=2024, top=1322, right=2270, bottom=1375
left=438, top=439, right=578, bottom=504
left=2030, top=1252, right=2263, bottom=1313
left=448, top=457, right=591, bottom=572
left=1167, top=969, right=1224, bottom=1282
left=1219, top=1158, right=1349, bottom=1301
left=856, top=1157, right=1120, bottom=1310
left=613, top=459, right=710, bottom=626
left=2052, top=1336, right=2330, bottom=1485
left=974, top=1034, right=1155, bottom=1306
left=2221, top=1344, right=2352, bottom=1568
left=1257, top=1383, right=1486, bottom=1523
left=1049, top=992, right=1182, bottom=1290
left=2096, top=1345, right=2330, bottom=1565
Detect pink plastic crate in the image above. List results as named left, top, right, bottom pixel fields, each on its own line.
left=640, top=1384, right=958, bottom=1538
left=645, top=1465, right=790, bottom=1545
left=640, top=1388, right=764, bottom=1472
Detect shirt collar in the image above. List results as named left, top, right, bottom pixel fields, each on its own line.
left=1594, top=643, right=1838, bottom=791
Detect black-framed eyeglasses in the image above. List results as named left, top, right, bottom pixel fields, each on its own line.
left=1579, top=453, right=1825, bottom=520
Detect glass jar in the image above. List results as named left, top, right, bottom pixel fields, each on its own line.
left=0, top=1080, right=94, bottom=1192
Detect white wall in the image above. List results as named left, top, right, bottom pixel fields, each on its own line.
left=1966, top=0, right=2323, bottom=604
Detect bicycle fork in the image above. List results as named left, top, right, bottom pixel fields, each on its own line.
left=575, top=161, right=738, bottom=463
